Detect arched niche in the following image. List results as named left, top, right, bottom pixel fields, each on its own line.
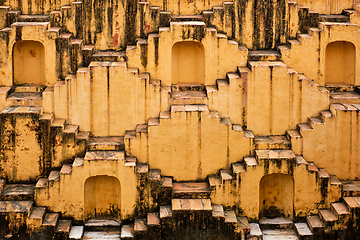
left=13, top=40, right=45, bottom=85
left=84, top=175, right=121, bottom=220
left=259, top=173, right=294, bottom=219
left=325, top=41, right=356, bottom=85
left=171, top=41, right=205, bottom=84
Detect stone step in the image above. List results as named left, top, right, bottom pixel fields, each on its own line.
left=48, top=170, right=60, bottom=181
left=208, top=175, right=221, bottom=187
left=14, top=84, right=46, bottom=92
left=259, top=217, right=293, bottom=229
left=121, top=225, right=134, bottom=238
left=55, top=219, right=72, bottom=238
left=320, top=110, right=334, bottom=122
left=7, top=92, right=43, bottom=106
left=51, top=118, right=66, bottom=129
left=286, top=129, right=302, bottom=142
left=220, top=169, right=233, bottom=181
left=69, top=226, right=84, bottom=239
left=343, top=196, right=360, bottom=210
left=318, top=14, right=350, bottom=22
left=331, top=202, right=350, bottom=217
left=91, top=50, right=126, bottom=62
left=307, top=162, right=319, bottom=172
left=89, top=136, right=125, bottom=151
left=172, top=182, right=210, bottom=198
left=35, top=178, right=48, bottom=189
left=134, top=218, right=146, bottom=232
left=171, top=91, right=207, bottom=105
left=308, top=117, right=323, bottom=128
left=255, top=149, right=296, bottom=161
left=244, top=156, right=258, bottom=169
left=29, top=206, right=46, bottom=220
left=212, top=204, right=225, bottom=218
left=124, top=157, right=136, bottom=167
left=0, top=200, right=33, bottom=215
left=171, top=83, right=206, bottom=92
left=294, top=222, right=313, bottom=240
left=27, top=206, right=46, bottom=229
left=249, top=223, right=262, bottom=239
left=325, top=82, right=355, bottom=92
left=148, top=169, right=161, bottom=181
left=297, top=123, right=313, bottom=134
left=73, top=158, right=84, bottom=168
left=306, top=215, right=325, bottom=232
left=136, top=163, right=149, bottom=174
left=254, top=135, right=291, bottom=150
left=224, top=210, right=237, bottom=224
left=341, top=181, right=360, bottom=197
left=147, top=212, right=160, bottom=226
left=330, top=92, right=360, bottom=104
left=171, top=15, right=204, bottom=22
left=83, top=231, right=121, bottom=240
left=60, top=164, right=72, bottom=175
left=84, top=218, right=121, bottom=232
left=171, top=104, right=208, bottom=112
left=287, top=39, right=301, bottom=48
left=232, top=162, right=246, bottom=175
left=172, top=198, right=212, bottom=211
left=330, top=175, right=341, bottom=186
left=295, top=156, right=307, bottom=165
left=159, top=205, right=172, bottom=218
left=84, top=151, right=125, bottom=161
left=297, top=33, right=312, bottom=42
left=0, top=184, right=34, bottom=201
left=161, top=177, right=173, bottom=188
left=42, top=212, right=60, bottom=228
left=236, top=217, right=250, bottom=232
left=318, top=168, right=330, bottom=179
left=248, top=50, right=281, bottom=61
left=319, top=209, right=337, bottom=223
left=63, top=124, right=79, bottom=135
left=262, top=229, right=299, bottom=240
left=17, top=14, right=51, bottom=22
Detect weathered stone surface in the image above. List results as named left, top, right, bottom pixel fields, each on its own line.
left=147, top=212, right=160, bottom=225
left=84, top=151, right=124, bottom=161
left=121, top=225, right=133, bottom=238
left=172, top=198, right=211, bottom=211
left=42, top=213, right=60, bottom=227
left=29, top=206, right=46, bottom=220
left=172, top=182, right=210, bottom=194
left=0, top=200, right=33, bottom=213
left=56, top=219, right=72, bottom=233
left=212, top=204, right=224, bottom=218
left=69, top=226, right=84, bottom=239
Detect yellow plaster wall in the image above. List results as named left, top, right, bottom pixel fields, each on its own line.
left=126, top=23, right=247, bottom=86
left=299, top=106, right=360, bottom=180
left=295, top=0, right=353, bottom=14
left=0, top=22, right=59, bottom=86
left=281, top=22, right=360, bottom=87
left=35, top=156, right=138, bottom=221
left=126, top=108, right=252, bottom=181
left=0, top=111, right=42, bottom=182
left=240, top=159, right=322, bottom=220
